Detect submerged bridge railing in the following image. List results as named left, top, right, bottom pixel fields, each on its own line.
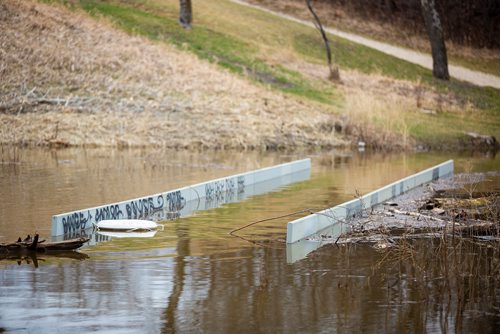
left=286, top=160, right=454, bottom=248
left=52, top=159, right=311, bottom=238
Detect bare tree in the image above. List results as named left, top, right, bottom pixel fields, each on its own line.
left=420, top=0, right=449, bottom=80
left=179, top=0, right=192, bottom=29
left=305, top=0, right=340, bottom=81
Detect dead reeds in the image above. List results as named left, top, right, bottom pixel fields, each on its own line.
left=334, top=172, right=499, bottom=331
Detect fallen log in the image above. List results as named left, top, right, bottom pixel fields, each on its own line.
left=466, top=132, right=497, bottom=147
left=0, top=234, right=89, bottom=253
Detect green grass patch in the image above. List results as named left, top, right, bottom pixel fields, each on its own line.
left=405, top=108, right=500, bottom=147
left=449, top=55, right=500, bottom=78
left=293, top=33, right=434, bottom=82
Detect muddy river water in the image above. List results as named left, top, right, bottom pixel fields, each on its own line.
left=0, top=148, right=499, bottom=333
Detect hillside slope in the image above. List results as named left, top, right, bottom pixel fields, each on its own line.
left=0, top=0, right=344, bottom=149
left=1, top=0, right=499, bottom=150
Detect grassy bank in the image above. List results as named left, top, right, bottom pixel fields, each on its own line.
left=35, top=0, right=500, bottom=149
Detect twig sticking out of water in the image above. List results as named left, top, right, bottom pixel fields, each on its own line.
left=229, top=208, right=317, bottom=236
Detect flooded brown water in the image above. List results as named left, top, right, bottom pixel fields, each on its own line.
left=0, top=147, right=499, bottom=333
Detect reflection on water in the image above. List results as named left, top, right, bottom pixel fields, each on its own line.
left=1, top=241, right=497, bottom=333
left=97, top=230, right=158, bottom=239
left=0, top=147, right=499, bottom=332
left=0, top=251, right=89, bottom=268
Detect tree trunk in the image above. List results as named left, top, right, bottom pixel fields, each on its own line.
left=305, top=0, right=340, bottom=81
left=179, top=0, right=192, bottom=29
left=420, top=0, right=449, bottom=80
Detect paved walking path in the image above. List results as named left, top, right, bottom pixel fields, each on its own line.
left=232, top=0, right=500, bottom=89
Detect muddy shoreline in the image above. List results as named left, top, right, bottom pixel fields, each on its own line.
left=312, top=172, right=500, bottom=247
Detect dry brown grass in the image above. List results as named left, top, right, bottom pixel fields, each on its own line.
left=342, top=90, right=413, bottom=149
left=274, top=53, right=471, bottom=149
left=0, top=0, right=347, bottom=149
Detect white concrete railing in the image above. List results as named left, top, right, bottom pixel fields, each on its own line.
left=286, top=160, right=454, bottom=244
left=52, top=159, right=311, bottom=237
